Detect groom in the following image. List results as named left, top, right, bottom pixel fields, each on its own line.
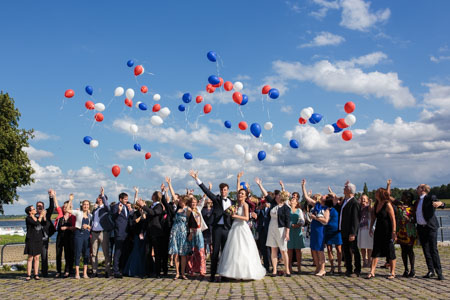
left=190, top=170, right=234, bottom=282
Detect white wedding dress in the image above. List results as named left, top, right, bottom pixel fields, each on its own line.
left=217, top=205, right=266, bottom=280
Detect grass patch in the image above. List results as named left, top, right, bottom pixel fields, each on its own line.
left=0, top=235, right=25, bottom=245
left=441, top=199, right=450, bottom=206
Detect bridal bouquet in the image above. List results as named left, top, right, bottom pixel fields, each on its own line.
left=225, top=204, right=238, bottom=216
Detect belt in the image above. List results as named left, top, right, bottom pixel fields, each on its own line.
left=91, top=230, right=103, bottom=233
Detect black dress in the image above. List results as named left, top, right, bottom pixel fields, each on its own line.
left=24, top=216, right=44, bottom=255
left=371, top=202, right=396, bottom=260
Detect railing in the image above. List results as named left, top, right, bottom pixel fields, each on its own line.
left=438, top=216, right=450, bottom=243
left=1, top=241, right=56, bottom=266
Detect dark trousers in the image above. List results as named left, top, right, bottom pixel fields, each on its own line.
left=114, top=239, right=126, bottom=274
left=148, top=236, right=163, bottom=276
left=40, top=240, right=49, bottom=276
left=56, top=234, right=74, bottom=274
left=417, top=225, right=442, bottom=275
left=257, top=230, right=271, bottom=271
left=211, top=225, right=229, bottom=278
left=342, top=236, right=361, bottom=274
left=160, top=233, right=170, bottom=275
left=74, top=230, right=90, bottom=266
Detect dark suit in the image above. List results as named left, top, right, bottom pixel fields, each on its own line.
left=198, top=183, right=234, bottom=279
left=111, top=203, right=130, bottom=275
left=256, top=206, right=271, bottom=271
left=415, top=194, right=445, bottom=276
left=142, top=201, right=164, bottom=276
left=37, top=196, right=56, bottom=276
left=339, top=197, right=361, bottom=275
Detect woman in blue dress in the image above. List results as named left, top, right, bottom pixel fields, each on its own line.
left=302, top=179, right=330, bottom=276
left=324, top=195, right=343, bottom=274
left=287, top=192, right=306, bottom=274
left=168, top=196, right=191, bottom=280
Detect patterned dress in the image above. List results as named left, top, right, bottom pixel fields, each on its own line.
left=168, top=208, right=189, bottom=255
left=395, top=205, right=417, bottom=246
left=187, top=210, right=206, bottom=275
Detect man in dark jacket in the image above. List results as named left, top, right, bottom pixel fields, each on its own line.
left=415, top=184, right=445, bottom=280
left=255, top=199, right=271, bottom=272
left=36, top=190, right=56, bottom=277
left=111, top=192, right=130, bottom=278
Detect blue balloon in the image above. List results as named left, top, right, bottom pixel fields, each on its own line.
left=241, top=94, right=248, bottom=105
left=134, top=143, right=141, bottom=152
left=127, top=60, right=134, bottom=67
left=182, top=93, right=192, bottom=103
left=258, top=151, right=266, bottom=161
left=250, top=123, right=262, bottom=138
left=332, top=123, right=343, bottom=133
left=240, top=182, right=247, bottom=190
left=224, top=120, right=232, bottom=128
left=178, top=104, right=186, bottom=112
left=268, top=88, right=280, bottom=99
left=138, top=103, right=148, bottom=111
left=184, top=152, right=193, bottom=160
left=309, top=113, right=323, bottom=124
left=83, top=136, right=93, bottom=145
left=290, top=139, right=299, bottom=149
left=208, top=75, right=220, bottom=85
left=85, top=85, right=93, bottom=96
left=207, top=51, right=217, bottom=62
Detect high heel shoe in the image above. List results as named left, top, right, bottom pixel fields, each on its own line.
left=315, top=271, right=326, bottom=277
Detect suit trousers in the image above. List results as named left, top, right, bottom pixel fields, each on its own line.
left=257, top=230, right=271, bottom=271
left=342, top=236, right=361, bottom=274
left=41, top=240, right=49, bottom=276
left=113, top=239, right=126, bottom=274
left=211, top=225, right=229, bottom=278
left=91, top=231, right=111, bottom=274
left=417, top=225, right=442, bottom=275
left=148, top=235, right=164, bottom=276
left=56, top=234, right=74, bottom=274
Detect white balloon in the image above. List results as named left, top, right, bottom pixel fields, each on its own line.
left=300, top=108, right=312, bottom=120
left=150, top=115, right=163, bottom=126
left=307, top=107, right=314, bottom=114
left=234, top=81, right=244, bottom=91
left=127, top=166, right=133, bottom=174
left=153, top=94, right=161, bottom=101
left=135, top=101, right=142, bottom=109
left=114, top=87, right=124, bottom=97
left=273, top=143, right=282, bottom=152
left=130, top=124, right=138, bottom=134
left=345, top=114, right=356, bottom=126
left=90, top=140, right=99, bottom=148
left=126, top=88, right=135, bottom=99
left=233, top=144, right=245, bottom=156
left=322, top=124, right=334, bottom=135
left=158, top=107, right=171, bottom=118
left=94, top=103, right=105, bottom=112
left=264, top=122, right=273, bottom=130
left=244, top=152, right=253, bottom=162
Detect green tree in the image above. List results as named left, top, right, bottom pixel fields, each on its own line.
left=0, top=92, right=34, bottom=214
left=363, top=182, right=369, bottom=195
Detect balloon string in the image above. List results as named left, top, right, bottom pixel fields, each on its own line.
left=90, top=119, right=96, bottom=131
left=106, top=97, right=115, bottom=109
left=79, top=108, right=89, bottom=117
left=60, top=99, right=66, bottom=111
left=93, top=151, right=100, bottom=164
left=238, top=106, right=244, bottom=119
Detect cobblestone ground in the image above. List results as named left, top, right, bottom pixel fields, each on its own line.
left=1, top=246, right=449, bottom=299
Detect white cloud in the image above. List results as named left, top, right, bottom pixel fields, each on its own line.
left=280, top=105, right=293, bottom=114
left=310, top=0, right=340, bottom=19
left=271, top=52, right=416, bottom=108
left=23, top=146, right=54, bottom=160
left=32, top=130, right=58, bottom=141
left=300, top=32, right=345, bottom=48
left=430, top=55, right=450, bottom=63
left=423, top=83, right=450, bottom=111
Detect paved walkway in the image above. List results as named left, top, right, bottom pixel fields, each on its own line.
left=0, top=246, right=449, bottom=299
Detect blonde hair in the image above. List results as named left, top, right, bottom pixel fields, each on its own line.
left=280, top=191, right=290, bottom=203
left=312, top=194, right=322, bottom=202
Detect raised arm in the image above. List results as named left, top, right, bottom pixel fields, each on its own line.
left=237, top=171, right=244, bottom=193
left=279, top=180, right=285, bottom=192
left=47, top=189, right=55, bottom=219
left=190, top=170, right=218, bottom=203
left=254, top=177, right=268, bottom=197
left=134, top=186, right=139, bottom=204
left=165, top=177, right=178, bottom=203
left=386, top=179, right=392, bottom=196
left=301, top=179, right=316, bottom=206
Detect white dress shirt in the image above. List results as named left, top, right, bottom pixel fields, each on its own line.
left=416, top=194, right=427, bottom=225
left=196, top=177, right=231, bottom=225
left=92, top=205, right=104, bottom=231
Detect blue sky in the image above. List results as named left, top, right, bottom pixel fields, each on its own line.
left=1, top=0, right=450, bottom=214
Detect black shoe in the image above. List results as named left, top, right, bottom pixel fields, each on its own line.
left=104, top=273, right=110, bottom=278
left=270, top=273, right=277, bottom=277
left=423, top=271, right=435, bottom=278
left=114, top=273, right=123, bottom=279
left=402, top=270, right=409, bottom=277
left=209, top=276, right=215, bottom=282
left=408, top=270, right=415, bottom=278
left=284, top=274, right=291, bottom=277
left=437, top=274, right=445, bottom=281
left=92, top=273, right=99, bottom=278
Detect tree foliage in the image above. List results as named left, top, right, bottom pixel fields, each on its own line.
left=0, top=92, right=34, bottom=214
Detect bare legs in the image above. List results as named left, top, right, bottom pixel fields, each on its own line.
left=368, top=257, right=396, bottom=278
left=26, top=255, right=40, bottom=279
left=288, top=249, right=302, bottom=274
left=327, top=245, right=342, bottom=273
left=271, top=247, right=290, bottom=275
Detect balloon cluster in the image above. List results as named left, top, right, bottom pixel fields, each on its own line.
left=261, top=85, right=280, bottom=99
left=322, top=101, right=356, bottom=141
left=299, top=107, right=323, bottom=125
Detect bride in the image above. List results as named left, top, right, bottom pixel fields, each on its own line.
left=217, top=174, right=266, bottom=280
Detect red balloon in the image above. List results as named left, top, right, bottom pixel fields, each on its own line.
left=141, top=85, right=148, bottom=93
left=152, top=104, right=161, bottom=112
left=196, top=95, right=203, bottom=103
left=344, top=101, right=355, bottom=113
left=85, top=101, right=95, bottom=110
left=95, top=113, right=104, bottom=122
left=145, top=152, right=152, bottom=160
left=65, top=89, right=74, bottom=98
left=224, top=81, right=233, bottom=91
left=112, top=165, right=120, bottom=177
left=342, top=130, right=353, bottom=141
left=206, top=84, right=215, bottom=93
left=134, top=65, right=144, bottom=76
left=337, top=118, right=349, bottom=129
left=212, top=77, right=223, bottom=88
left=233, top=92, right=243, bottom=105
left=203, top=104, right=212, bottom=114
left=262, top=85, right=271, bottom=94
left=298, top=117, right=307, bottom=124
left=238, top=121, right=248, bottom=130
left=125, top=98, right=133, bottom=107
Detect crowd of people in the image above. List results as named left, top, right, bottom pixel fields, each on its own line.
left=23, top=173, right=446, bottom=282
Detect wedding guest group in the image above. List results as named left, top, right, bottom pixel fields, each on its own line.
left=22, top=174, right=446, bottom=282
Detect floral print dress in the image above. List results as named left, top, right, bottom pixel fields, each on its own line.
left=168, top=208, right=189, bottom=255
